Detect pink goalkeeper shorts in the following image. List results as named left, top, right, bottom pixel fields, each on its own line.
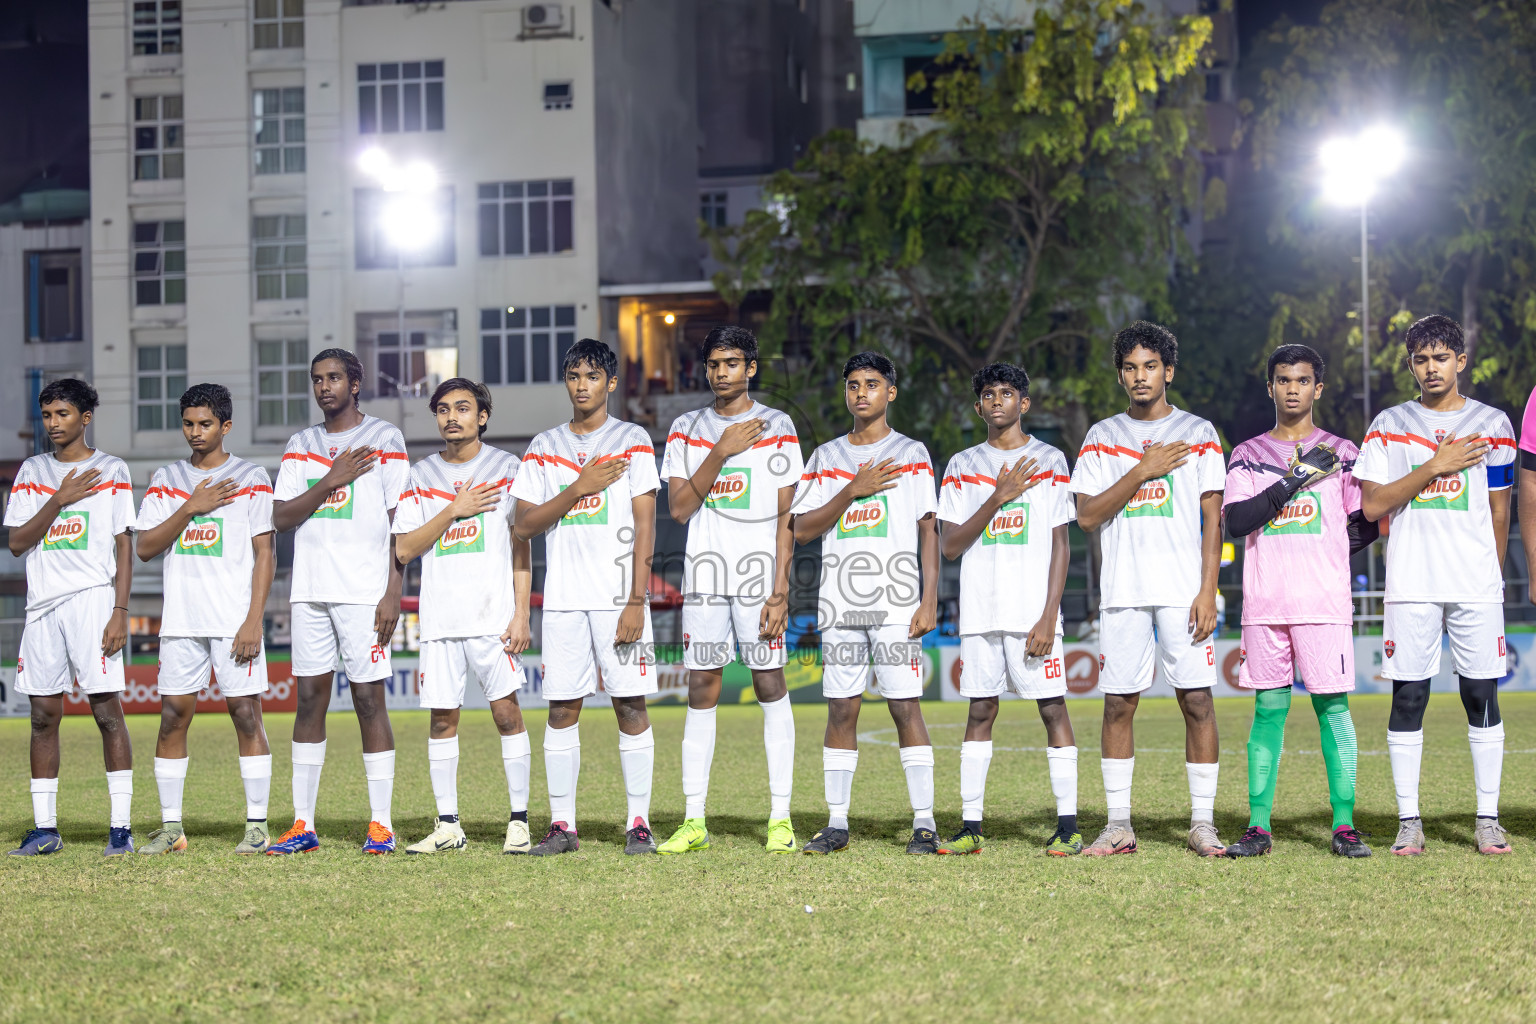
left=1237, top=622, right=1354, bottom=694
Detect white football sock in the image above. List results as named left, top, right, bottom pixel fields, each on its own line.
left=1186, top=761, right=1219, bottom=824
left=1386, top=729, right=1423, bottom=819
left=153, top=756, right=189, bottom=824
left=1047, top=745, right=1078, bottom=816
left=290, top=739, right=326, bottom=829
left=959, top=740, right=993, bottom=821
left=680, top=706, right=717, bottom=819
left=106, top=769, right=133, bottom=829
left=361, top=749, right=395, bottom=829
left=617, top=727, right=655, bottom=827
left=427, top=736, right=460, bottom=818
left=238, top=754, right=272, bottom=820
left=501, top=731, right=531, bottom=814
left=760, top=695, right=795, bottom=819
left=823, top=746, right=858, bottom=830
left=1469, top=722, right=1504, bottom=818
left=543, top=724, right=581, bottom=831
left=30, top=777, right=58, bottom=830
left=900, top=745, right=936, bottom=832
left=1102, top=756, right=1134, bottom=822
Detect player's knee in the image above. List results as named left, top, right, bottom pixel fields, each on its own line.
left=612, top=697, right=648, bottom=730
left=1388, top=679, right=1431, bottom=731
left=1458, top=676, right=1501, bottom=728
left=1036, top=696, right=1067, bottom=727
left=1179, top=690, right=1215, bottom=724
left=826, top=697, right=860, bottom=728
left=226, top=699, right=262, bottom=738
left=967, top=697, right=999, bottom=728
left=350, top=683, right=385, bottom=719
left=1103, top=694, right=1138, bottom=725
left=29, top=706, right=59, bottom=735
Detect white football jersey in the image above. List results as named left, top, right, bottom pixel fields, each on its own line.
left=1353, top=397, right=1515, bottom=603
left=392, top=445, right=521, bottom=641
left=274, top=416, right=410, bottom=606
left=1069, top=408, right=1226, bottom=608
left=136, top=456, right=274, bottom=637
left=661, top=401, right=804, bottom=597
left=511, top=418, right=660, bottom=612
left=4, top=450, right=136, bottom=622
left=794, top=430, right=937, bottom=630
left=939, top=437, right=1075, bottom=635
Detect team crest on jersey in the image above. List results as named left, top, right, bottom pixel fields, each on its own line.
left=837, top=495, right=888, bottom=538
left=1239, top=648, right=1246, bottom=663
left=1099, top=653, right=1106, bottom=670
left=559, top=484, right=609, bottom=525
left=1263, top=491, right=1323, bottom=535
left=1124, top=475, right=1174, bottom=517
left=1434, top=429, right=1447, bottom=445
left=982, top=501, right=1029, bottom=545
left=1384, top=640, right=1395, bottom=659
left=307, top=479, right=354, bottom=519
left=577, top=451, right=588, bottom=465
left=1410, top=465, right=1469, bottom=510
left=435, top=514, right=486, bottom=555
left=175, top=516, right=224, bottom=557
left=43, top=511, right=89, bottom=550
left=705, top=468, right=752, bottom=510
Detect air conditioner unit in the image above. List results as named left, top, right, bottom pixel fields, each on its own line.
left=522, top=4, right=565, bottom=32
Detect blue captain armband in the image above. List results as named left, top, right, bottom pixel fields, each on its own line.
left=1487, top=461, right=1514, bottom=490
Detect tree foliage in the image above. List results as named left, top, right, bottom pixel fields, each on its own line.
left=712, top=0, right=1214, bottom=459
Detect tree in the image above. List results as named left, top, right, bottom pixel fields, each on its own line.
left=712, top=0, right=1214, bottom=460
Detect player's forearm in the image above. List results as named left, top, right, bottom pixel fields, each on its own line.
left=272, top=479, right=339, bottom=531
left=513, top=536, right=533, bottom=615
left=1223, top=482, right=1290, bottom=538
left=1491, top=490, right=1511, bottom=574
left=792, top=485, right=857, bottom=543
left=1361, top=467, right=1437, bottom=521
left=1075, top=472, right=1143, bottom=532
left=1041, top=525, right=1070, bottom=621
left=628, top=496, right=656, bottom=603
left=1197, top=493, right=1222, bottom=594
left=385, top=533, right=404, bottom=595
left=9, top=496, right=63, bottom=553
left=113, top=533, right=133, bottom=608
left=941, top=493, right=1006, bottom=559
left=918, top=516, right=940, bottom=610
left=1518, top=469, right=1536, bottom=583
left=394, top=506, right=460, bottom=563
left=773, top=489, right=795, bottom=596
left=245, top=534, right=275, bottom=628
left=136, top=502, right=199, bottom=561
left=668, top=448, right=729, bottom=522
left=514, top=492, right=583, bottom=539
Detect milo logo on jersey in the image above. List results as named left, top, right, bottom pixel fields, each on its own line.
left=43, top=511, right=89, bottom=550
left=1263, top=491, right=1322, bottom=535
left=982, top=501, right=1029, bottom=545
left=435, top=514, right=486, bottom=555
left=837, top=495, right=888, bottom=538
left=559, top=485, right=609, bottom=525
left=1124, top=475, right=1173, bottom=517
left=306, top=478, right=354, bottom=519
left=1410, top=466, right=1469, bottom=510
left=174, top=516, right=224, bottom=556
left=705, top=468, right=751, bottom=510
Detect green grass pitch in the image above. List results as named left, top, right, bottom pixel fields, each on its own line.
left=2, top=693, right=1535, bottom=1023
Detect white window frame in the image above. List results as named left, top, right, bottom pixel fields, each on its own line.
left=136, top=343, right=188, bottom=431
left=253, top=214, right=307, bottom=301
left=253, top=87, right=306, bottom=175
left=700, top=191, right=728, bottom=229
left=480, top=305, right=577, bottom=385
left=133, top=95, right=184, bottom=181
left=477, top=180, right=575, bottom=257
left=132, top=1, right=182, bottom=56
left=253, top=0, right=305, bottom=50
left=256, top=336, right=311, bottom=429
left=358, top=60, right=445, bottom=135
left=133, top=220, right=186, bottom=306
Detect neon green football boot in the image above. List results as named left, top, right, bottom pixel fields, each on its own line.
left=765, top=818, right=797, bottom=854
left=657, top=818, right=711, bottom=855
left=937, top=826, right=984, bottom=855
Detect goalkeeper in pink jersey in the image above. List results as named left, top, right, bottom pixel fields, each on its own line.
left=1221, top=345, right=1378, bottom=858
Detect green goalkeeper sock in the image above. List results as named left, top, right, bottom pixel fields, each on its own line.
left=1312, top=693, right=1357, bottom=831
left=1246, top=686, right=1291, bottom=831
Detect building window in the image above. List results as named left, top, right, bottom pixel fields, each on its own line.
left=477, top=180, right=574, bottom=257
left=253, top=214, right=307, bottom=300
left=133, top=95, right=184, bottom=181
left=133, top=1, right=181, bottom=56
left=25, top=251, right=84, bottom=343
left=543, top=82, right=572, bottom=110
left=700, top=191, right=727, bottom=229
left=1204, top=71, right=1223, bottom=103
left=136, top=344, right=188, bottom=431
left=134, top=220, right=186, bottom=306
left=480, top=306, right=575, bottom=385
left=358, top=61, right=445, bottom=134
left=253, top=0, right=304, bottom=49
left=254, top=87, right=305, bottom=175
left=354, top=188, right=456, bottom=269
left=257, top=338, right=310, bottom=427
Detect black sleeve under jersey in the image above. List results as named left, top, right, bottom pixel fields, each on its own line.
left=1521, top=450, right=1536, bottom=472
left=1224, top=480, right=1291, bottom=538
left=1346, top=509, right=1380, bottom=555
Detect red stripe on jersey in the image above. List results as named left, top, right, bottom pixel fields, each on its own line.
left=282, top=451, right=334, bottom=467
left=1190, top=441, right=1223, bottom=455
left=377, top=451, right=408, bottom=462
left=1363, top=429, right=1437, bottom=451
left=523, top=451, right=583, bottom=473
left=1078, top=442, right=1144, bottom=460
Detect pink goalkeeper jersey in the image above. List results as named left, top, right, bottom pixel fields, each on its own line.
left=1224, top=428, right=1360, bottom=626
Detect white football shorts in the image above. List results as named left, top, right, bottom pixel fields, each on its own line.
left=959, top=632, right=1067, bottom=700
left=15, top=586, right=125, bottom=697
left=820, top=623, right=925, bottom=700
left=1098, top=605, right=1216, bottom=694
left=158, top=635, right=269, bottom=698
left=540, top=607, right=657, bottom=700
left=290, top=601, right=392, bottom=683
left=1382, top=602, right=1505, bottom=680
left=681, top=594, right=789, bottom=671
left=418, top=635, right=523, bottom=709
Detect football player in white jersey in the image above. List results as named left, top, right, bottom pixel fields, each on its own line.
left=393, top=379, right=534, bottom=855
left=1355, top=315, right=1517, bottom=856
left=655, top=326, right=803, bottom=856
left=513, top=339, right=662, bottom=856
left=6, top=379, right=136, bottom=857
left=794, top=352, right=941, bottom=855
left=936, top=363, right=1081, bottom=856
left=134, top=384, right=276, bottom=855
left=268, top=349, right=410, bottom=856
left=1069, top=321, right=1228, bottom=857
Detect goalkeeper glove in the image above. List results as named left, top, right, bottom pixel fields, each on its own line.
left=1282, top=442, right=1339, bottom=496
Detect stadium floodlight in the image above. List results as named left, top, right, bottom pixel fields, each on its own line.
left=357, top=150, right=441, bottom=253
